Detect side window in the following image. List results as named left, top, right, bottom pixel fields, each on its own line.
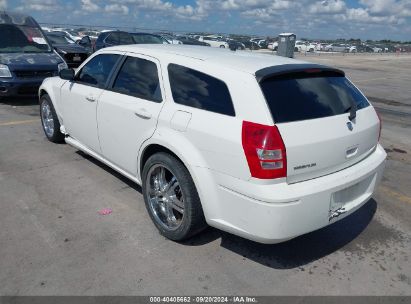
left=168, top=64, right=235, bottom=116
left=76, top=54, right=120, bottom=88
left=105, top=33, right=119, bottom=45
left=111, top=56, right=162, bottom=102
left=119, top=32, right=134, bottom=44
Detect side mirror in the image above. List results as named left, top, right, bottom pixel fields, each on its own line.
left=59, top=68, right=75, bottom=80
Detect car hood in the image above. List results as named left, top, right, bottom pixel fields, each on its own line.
left=53, top=44, right=89, bottom=54
left=0, top=52, right=63, bottom=70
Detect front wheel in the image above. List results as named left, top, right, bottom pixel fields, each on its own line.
left=142, top=152, right=207, bottom=241
left=220, top=45, right=225, bottom=48
left=40, top=94, right=64, bottom=143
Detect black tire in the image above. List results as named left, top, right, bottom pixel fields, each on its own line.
left=40, top=94, right=64, bottom=143
left=142, top=152, right=207, bottom=241
left=220, top=45, right=225, bottom=48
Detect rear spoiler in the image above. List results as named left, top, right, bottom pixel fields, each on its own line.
left=255, top=64, right=345, bottom=83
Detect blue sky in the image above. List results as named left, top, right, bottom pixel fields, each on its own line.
left=2, top=0, right=411, bottom=40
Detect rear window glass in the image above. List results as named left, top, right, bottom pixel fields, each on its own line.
left=105, top=33, right=119, bottom=44
left=260, top=72, right=369, bottom=123
left=0, top=24, right=52, bottom=53
left=168, top=64, right=235, bottom=116
left=132, top=34, right=164, bottom=44
left=119, top=32, right=134, bottom=44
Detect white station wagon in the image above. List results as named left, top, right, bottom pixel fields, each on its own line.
left=39, top=45, right=386, bottom=244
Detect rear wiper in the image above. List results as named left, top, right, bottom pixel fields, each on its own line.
left=345, top=103, right=357, bottom=121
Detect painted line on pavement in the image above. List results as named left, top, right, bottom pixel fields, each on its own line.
left=0, top=119, right=40, bottom=126
left=379, top=186, right=411, bottom=205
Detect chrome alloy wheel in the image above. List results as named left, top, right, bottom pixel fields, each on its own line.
left=146, top=165, right=185, bottom=231
left=41, top=101, right=54, bottom=137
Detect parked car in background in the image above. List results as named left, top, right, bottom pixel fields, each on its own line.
left=94, top=31, right=135, bottom=51
left=256, top=39, right=268, bottom=49
left=177, top=36, right=210, bottom=46
left=226, top=39, right=245, bottom=50
left=131, top=33, right=169, bottom=45
left=39, top=44, right=385, bottom=244
left=268, top=41, right=278, bottom=51
left=159, top=34, right=182, bottom=45
left=315, top=43, right=328, bottom=51
left=41, top=26, right=53, bottom=33
left=347, top=45, right=357, bottom=53
left=295, top=41, right=316, bottom=52
left=239, top=39, right=260, bottom=50
left=356, top=45, right=374, bottom=53
left=46, top=32, right=90, bottom=68
left=325, top=43, right=349, bottom=52
left=0, top=11, right=67, bottom=97
left=198, top=36, right=229, bottom=48
left=53, top=29, right=82, bottom=43
left=372, top=46, right=383, bottom=53
left=79, top=30, right=100, bottom=40
left=250, top=37, right=264, bottom=43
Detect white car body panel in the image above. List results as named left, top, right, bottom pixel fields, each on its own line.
left=39, top=44, right=386, bottom=244
left=97, top=53, right=166, bottom=176
left=295, top=41, right=316, bottom=52
left=61, top=81, right=104, bottom=153
left=279, top=106, right=380, bottom=184
left=198, top=36, right=229, bottom=48
left=55, top=30, right=82, bottom=42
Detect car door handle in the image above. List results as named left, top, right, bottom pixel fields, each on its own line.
left=85, top=96, right=96, bottom=102
left=134, top=109, right=152, bottom=120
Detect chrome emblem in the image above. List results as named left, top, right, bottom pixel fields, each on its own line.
left=347, top=121, right=353, bottom=131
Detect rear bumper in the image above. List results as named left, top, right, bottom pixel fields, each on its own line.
left=0, top=78, right=46, bottom=97
left=198, top=144, right=386, bottom=244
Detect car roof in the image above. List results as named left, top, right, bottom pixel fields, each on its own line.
left=131, top=32, right=161, bottom=36
left=47, top=31, right=66, bottom=36
left=103, top=44, right=309, bottom=75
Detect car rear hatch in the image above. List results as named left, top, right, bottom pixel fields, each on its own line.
left=257, top=64, right=380, bottom=184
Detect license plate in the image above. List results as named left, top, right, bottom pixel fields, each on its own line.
left=73, top=56, right=81, bottom=61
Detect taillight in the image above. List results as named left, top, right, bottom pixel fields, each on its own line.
left=375, top=109, right=382, bottom=141
left=242, top=121, right=287, bottom=179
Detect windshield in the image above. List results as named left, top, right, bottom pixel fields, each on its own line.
left=47, top=34, right=75, bottom=45
left=132, top=34, right=165, bottom=44
left=0, top=24, right=52, bottom=53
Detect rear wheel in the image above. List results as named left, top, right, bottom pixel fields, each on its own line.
left=142, top=152, right=207, bottom=241
left=40, top=94, right=64, bottom=143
